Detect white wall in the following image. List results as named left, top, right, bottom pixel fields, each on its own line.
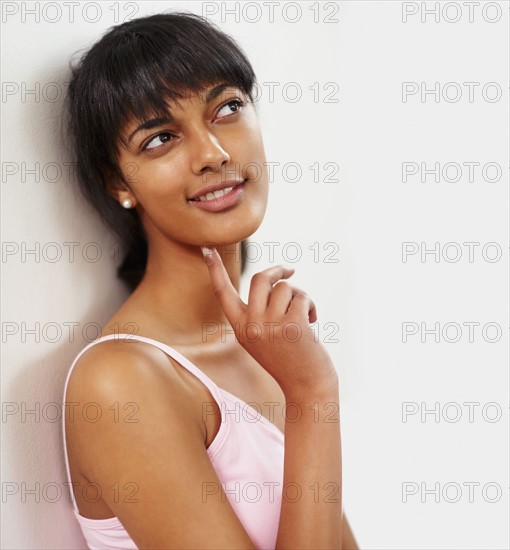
left=1, top=1, right=507, bottom=548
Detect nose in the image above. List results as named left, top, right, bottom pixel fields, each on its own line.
left=189, top=126, right=231, bottom=176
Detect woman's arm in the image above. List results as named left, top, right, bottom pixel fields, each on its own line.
left=66, top=344, right=258, bottom=549
left=275, top=381, right=343, bottom=548
left=203, top=247, right=347, bottom=548
left=342, top=513, right=359, bottom=549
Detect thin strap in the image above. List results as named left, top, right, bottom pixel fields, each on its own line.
left=61, top=333, right=227, bottom=515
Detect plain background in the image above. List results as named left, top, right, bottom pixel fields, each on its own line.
left=1, top=1, right=508, bottom=548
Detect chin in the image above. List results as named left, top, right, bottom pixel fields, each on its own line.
left=207, top=221, right=262, bottom=249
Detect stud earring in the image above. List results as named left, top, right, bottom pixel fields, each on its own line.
left=122, top=198, right=133, bottom=209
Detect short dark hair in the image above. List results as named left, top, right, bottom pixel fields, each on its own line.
left=65, top=11, right=256, bottom=291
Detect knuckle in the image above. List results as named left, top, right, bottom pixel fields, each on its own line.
left=252, top=272, right=264, bottom=283
left=273, top=281, right=291, bottom=291
left=245, top=322, right=262, bottom=340
left=211, top=283, right=224, bottom=296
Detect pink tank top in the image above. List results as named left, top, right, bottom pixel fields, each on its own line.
left=62, top=334, right=285, bottom=550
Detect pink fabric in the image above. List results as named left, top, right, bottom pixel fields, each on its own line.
left=62, top=334, right=285, bottom=549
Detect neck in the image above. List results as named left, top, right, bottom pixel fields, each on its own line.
left=126, top=239, right=242, bottom=344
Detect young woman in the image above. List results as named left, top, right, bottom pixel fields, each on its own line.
left=61, top=11, right=358, bottom=549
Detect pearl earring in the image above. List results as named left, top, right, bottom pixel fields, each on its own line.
left=122, top=198, right=133, bottom=209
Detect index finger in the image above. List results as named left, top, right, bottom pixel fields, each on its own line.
left=201, top=246, right=246, bottom=323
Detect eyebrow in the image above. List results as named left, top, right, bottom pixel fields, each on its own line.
left=127, top=82, right=241, bottom=144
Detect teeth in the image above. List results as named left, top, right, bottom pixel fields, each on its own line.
left=196, top=185, right=234, bottom=202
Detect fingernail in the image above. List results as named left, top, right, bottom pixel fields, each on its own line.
left=201, top=245, right=215, bottom=258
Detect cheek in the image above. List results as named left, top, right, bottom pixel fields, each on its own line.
left=134, top=156, right=187, bottom=203
left=227, top=123, right=267, bottom=171
left=246, top=124, right=266, bottom=157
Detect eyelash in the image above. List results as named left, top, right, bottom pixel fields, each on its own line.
left=141, top=98, right=247, bottom=152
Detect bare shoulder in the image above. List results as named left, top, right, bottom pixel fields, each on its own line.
left=65, top=339, right=255, bottom=547
left=65, top=338, right=207, bottom=479
left=67, top=337, right=184, bottom=396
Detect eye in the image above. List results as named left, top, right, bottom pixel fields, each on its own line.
left=216, top=98, right=246, bottom=119
left=142, top=132, right=175, bottom=151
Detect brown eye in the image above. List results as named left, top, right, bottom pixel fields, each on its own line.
left=143, top=132, right=175, bottom=151
left=216, top=99, right=245, bottom=119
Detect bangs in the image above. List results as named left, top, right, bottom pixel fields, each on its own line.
left=68, top=11, right=256, bottom=179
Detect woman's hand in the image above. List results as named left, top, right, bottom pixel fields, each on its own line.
left=201, top=246, right=338, bottom=399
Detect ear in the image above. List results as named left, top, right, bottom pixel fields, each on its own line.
left=105, top=168, right=136, bottom=207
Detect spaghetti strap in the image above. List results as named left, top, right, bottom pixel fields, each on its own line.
left=61, top=333, right=230, bottom=515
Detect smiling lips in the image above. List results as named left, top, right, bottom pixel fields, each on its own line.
left=191, top=184, right=237, bottom=202
left=188, top=181, right=246, bottom=212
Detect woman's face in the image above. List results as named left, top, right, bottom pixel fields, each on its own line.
left=114, top=82, right=269, bottom=250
